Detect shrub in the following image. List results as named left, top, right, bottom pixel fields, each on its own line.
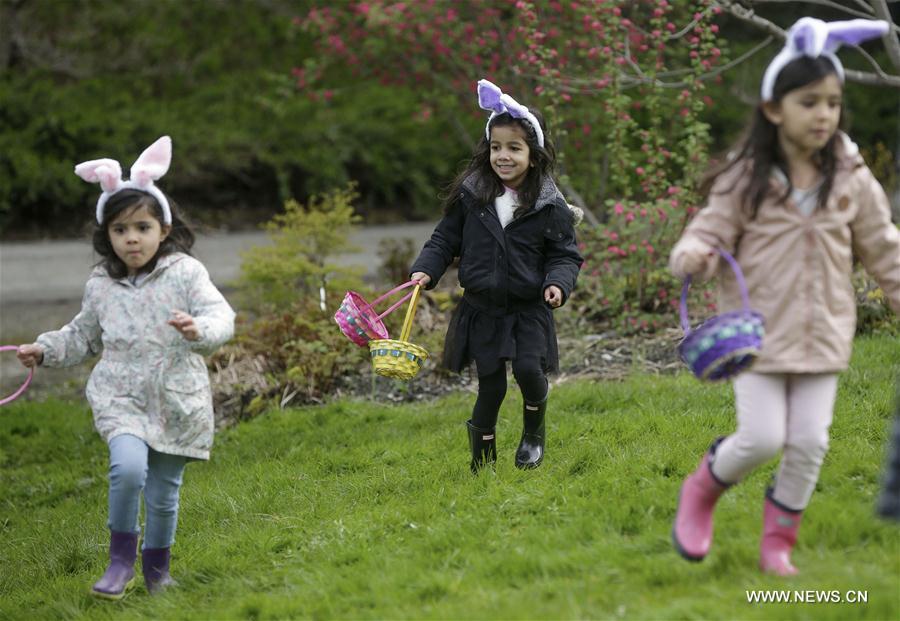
left=230, top=185, right=372, bottom=408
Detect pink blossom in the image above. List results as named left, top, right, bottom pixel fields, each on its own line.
left=608, top=231, right=619, bottom=241
left=625, top=212, right=635, bottom=222
left=582, top=123, right=591, bottom=135
left=635, top=166, right=645, bottom=176
left=614, top=202, right=624, bottom=215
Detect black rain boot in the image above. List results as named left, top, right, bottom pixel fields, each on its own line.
left=515, top=398, right=546, bottom=469
left=466, top=420, right=497, bottom=474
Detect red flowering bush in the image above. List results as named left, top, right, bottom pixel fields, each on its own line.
left=298, top=0, right=727, bottom=333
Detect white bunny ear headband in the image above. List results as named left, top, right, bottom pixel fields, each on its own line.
left=477, top=79, right=545, bottom=148
left=760, top=17, right=889, bottom=101
left=74, top=136, right=173, bottom=225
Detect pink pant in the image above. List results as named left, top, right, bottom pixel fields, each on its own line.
left=711, top=372, right=839, bottom=511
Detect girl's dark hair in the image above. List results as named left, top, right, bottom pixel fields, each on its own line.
left=699, top=56, right=844, bottom=219
left=442, top=108, right=556, bottom=216
left=92, top=189, right=195, bottom=279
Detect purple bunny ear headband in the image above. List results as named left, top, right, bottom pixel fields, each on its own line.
left=477, top=79, right=545, bottom=148
left=74, top=136, right=173, bottom=225
left=761, top=17, right=889, bottom=101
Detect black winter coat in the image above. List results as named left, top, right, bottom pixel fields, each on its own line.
left=411, top=173, right=582, bottom=308
left=410, top=173, right=582, bottom=375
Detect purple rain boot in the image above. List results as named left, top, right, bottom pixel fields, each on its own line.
left=91, top=530, right=138, bottom=599
left=672, top=437, right=731, bottom=561
left=142, top=547, right=176, bottom=594
left=759, top=489, right=803, bottom=576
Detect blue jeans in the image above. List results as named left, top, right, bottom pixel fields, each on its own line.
left=107, top=434, right=187, bottom=549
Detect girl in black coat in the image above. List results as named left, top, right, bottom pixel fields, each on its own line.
left=410, top=80, right=582, bottom=473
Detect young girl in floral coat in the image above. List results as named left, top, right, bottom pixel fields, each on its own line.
left=669, top=18, right=899, bottom=576
left=17, top=136, right=235, bottom=598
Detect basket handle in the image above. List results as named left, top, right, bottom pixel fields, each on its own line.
left=399, top=285, right=422, bottom=342
left=679, top=248, right=752, bottom=336
left=0, top=345, right=35, bottom=406
left=363, top=279, right=418, bottom=320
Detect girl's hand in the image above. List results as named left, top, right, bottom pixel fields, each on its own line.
left=168, top=310, right=200, bottom=341
left=679, top=250, right=716, bottom=278
left=672, top=239, right=717, bottom=279
left=17, top=344, right=44, bottom=368
left=544, top=285, right=563, bottom=308
left=410, top=272, right=431, bottom=287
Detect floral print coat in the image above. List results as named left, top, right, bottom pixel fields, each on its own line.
left=37, top=253, right=235, bottom=460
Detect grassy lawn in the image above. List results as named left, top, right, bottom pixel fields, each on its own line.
left=1, top=336, right=898, bottom=620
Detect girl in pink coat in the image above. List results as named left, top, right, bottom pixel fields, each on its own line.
left=669, top=18, right=900, bottom=576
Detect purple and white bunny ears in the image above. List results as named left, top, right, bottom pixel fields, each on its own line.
left=761, top=17, right=889, bottom=101
left=74, top=136, right=173, bottom=225
left=477, top=79, right=545, bottom=148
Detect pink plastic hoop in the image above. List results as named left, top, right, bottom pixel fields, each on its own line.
left=0, top=345, right=34, bottom=406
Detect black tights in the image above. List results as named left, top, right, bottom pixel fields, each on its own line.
left=470, top=360, right=549, bottom=429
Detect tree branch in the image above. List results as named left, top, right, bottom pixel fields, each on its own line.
left=871, top=0, right=900, bottom=72
left=749, top=0, right=875, bottom=19
left=714, top=0, right=900, bottom=89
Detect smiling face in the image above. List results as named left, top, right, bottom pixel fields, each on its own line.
left=108, top=204, right=170, bottom=275
left=763, top=73, right=842, bottom=161
left=489, top=123, right=531, bottom=189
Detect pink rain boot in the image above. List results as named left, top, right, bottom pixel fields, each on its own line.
left=759, top=490, right=803, bottom=576
left=672, top=438, right=731, bottom=561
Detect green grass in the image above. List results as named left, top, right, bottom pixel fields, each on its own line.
left=1, top=336, right=898, bottom=620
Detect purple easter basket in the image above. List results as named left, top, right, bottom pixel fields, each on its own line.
left=334, top=279, right=418, bottom=347
left=678, top=249, right=765, bottom=382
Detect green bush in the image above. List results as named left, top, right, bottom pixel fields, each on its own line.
left=233, top=185, right=371, bottom=404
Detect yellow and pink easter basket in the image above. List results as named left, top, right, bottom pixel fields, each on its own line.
left=368, top=284, right=428, bottom=381
left=334, top=279, right=418, bottom=347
